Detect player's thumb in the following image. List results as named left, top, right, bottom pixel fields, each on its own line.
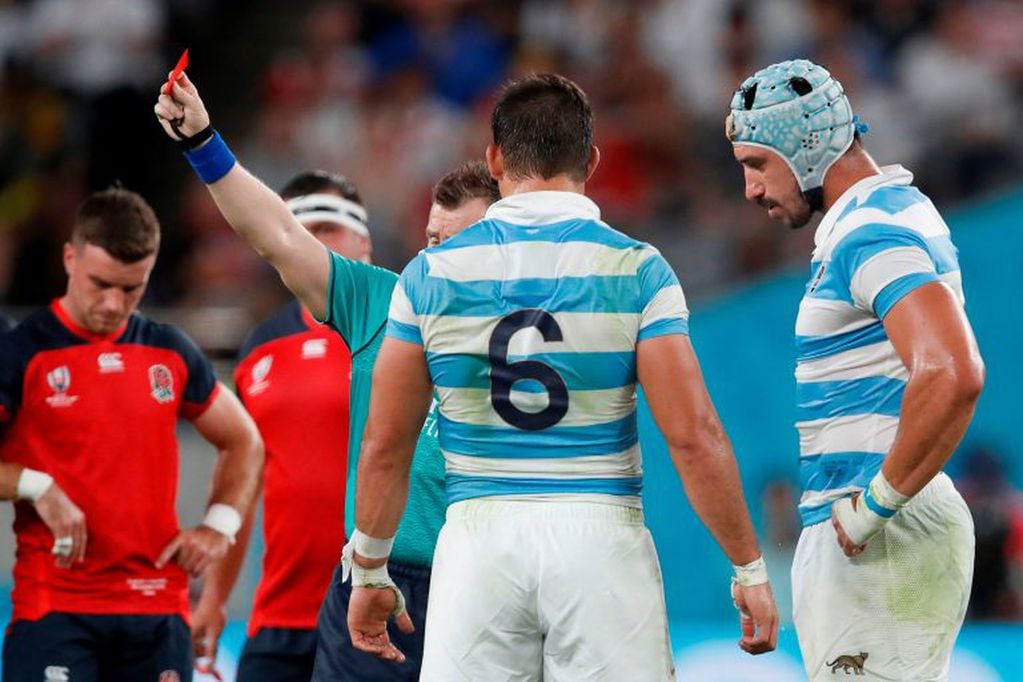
left=155, top=533, right=183, bottom=568
left=395, top=608, right=415, bottom=634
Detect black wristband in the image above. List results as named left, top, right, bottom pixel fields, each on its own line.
left=176, top=123, right=215, bottom=151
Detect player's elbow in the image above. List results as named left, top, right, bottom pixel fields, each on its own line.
left=664, top=410, right=726, bottom=462
left=914, top=353, right=985, bottom=409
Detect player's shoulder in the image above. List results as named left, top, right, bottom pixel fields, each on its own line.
left=238, top=301, right=306, bottom=360
left=121, top=312, right=203, bottom=359
left=2, top=307, right=78, bottom=357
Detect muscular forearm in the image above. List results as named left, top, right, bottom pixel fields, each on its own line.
left=882, top=368, right=982, bottom=495
left=670, top=421, right=761, bottom=566
left=354, top=443, right=413, bottom=544
left=0, top=462, right=25, bottom=501
left=205, top=164, right=303, bottom=265
left=207, top=440, right=263, bottom=516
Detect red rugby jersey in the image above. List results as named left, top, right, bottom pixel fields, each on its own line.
left=0, top=300, right=219, bottom=622
left=234, top=301, right=349, bottom=634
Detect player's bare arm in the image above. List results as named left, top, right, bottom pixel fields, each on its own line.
left=157, top=384, right=263, bottom=577
left=637, top=334, right=779, bottom=655
left=345, top=337, right=432, bottom=663
left=153, top=73, right=331, bottom=319
left=191, top=500, right=257, bottom=664
left=831, top=282, right=984, bottom=556
left=0, top=462, right=86, bottom=568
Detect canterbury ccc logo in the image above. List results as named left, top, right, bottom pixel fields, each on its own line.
left=148, top=364, right=175, bottom=403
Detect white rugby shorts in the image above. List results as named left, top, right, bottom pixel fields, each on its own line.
left=792, top=473, right=974, bottom=681
left=420, top=499, right=676, bottom=681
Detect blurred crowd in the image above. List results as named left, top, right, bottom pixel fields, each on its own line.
left=2, top=0, right=1023, bottom=329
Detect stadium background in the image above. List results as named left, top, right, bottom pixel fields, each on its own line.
left=0, top=0, right=1021, bottom=679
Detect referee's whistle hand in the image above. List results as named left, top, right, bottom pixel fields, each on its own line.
left=34, top=483, right=87, bottom=568
left=734, top=582, right=779, bottom=655
left=348, top=586, right=414, bottom=663
left=155, top=526, right=230, bottom=578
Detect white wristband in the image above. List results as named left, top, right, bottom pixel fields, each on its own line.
left=732, top=555, right=769, bottom=587
left=352, top=529, right=394, bottom=560
left=16, top=468, right=54, bottom=502
left=202, top=503, right=242, bottom=544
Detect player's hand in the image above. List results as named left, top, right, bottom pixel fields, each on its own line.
left=33, top=483, right=87, bottom=568
left=155, top=526, right=230, bottom=577
left=348, top=585, right=415, bottom=663
left=831, top=495, right=879, bottom=557
left=191, top=596, right=227, bottom=664
left=154, top=72, right=210, bottom=140
left=732, top=581, right=779, bottom=655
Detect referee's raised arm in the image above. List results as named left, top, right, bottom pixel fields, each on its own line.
left=154, top=72, right=331, bottom=320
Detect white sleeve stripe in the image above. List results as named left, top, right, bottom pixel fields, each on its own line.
left=850, top=246, right=935, bottom=311
left=387, top=282, right=418, bottom=325
left=641, top=284, right=688, bottom=327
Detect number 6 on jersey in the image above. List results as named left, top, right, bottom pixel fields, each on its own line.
left=488, top=309, right=568, bottom=431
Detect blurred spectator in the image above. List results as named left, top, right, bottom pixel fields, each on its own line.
left=957, top=445, right=1023, bottom=621
left=2, top=0, right=1022, bottom=327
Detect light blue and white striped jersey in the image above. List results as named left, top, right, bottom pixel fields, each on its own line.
left=795, top=165, right=964, bottom=526
left=386, top=191, right=689, bottom=507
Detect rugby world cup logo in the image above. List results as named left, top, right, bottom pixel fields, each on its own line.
left=248, top=354, right=273, bottom=396
left=47, top=366, right=70, bottom=394
left=148, top=364, right=175, bottom=403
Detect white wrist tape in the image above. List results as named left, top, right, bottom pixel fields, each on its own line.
left=832, top=472, right=910, bottom=546
left=202, top=503, right=242, bottom=544
left=339, top=531, right=406, bottom=618
left=353, top=529, right=394, bottom=559
left=732, top=555, right=769, bottom=587
left=17, top=469, right=54, bottom=502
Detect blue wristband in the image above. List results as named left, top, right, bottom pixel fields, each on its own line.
left=183, top=130, right=236, bottom=184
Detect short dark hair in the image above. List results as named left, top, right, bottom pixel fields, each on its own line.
left=280, top=170, right=362, bottom=204
left=491, top=73, right=594, bottom=181
left=71, top=187, right=160, bottom=263
left=432, top=161, right=500, bottom=209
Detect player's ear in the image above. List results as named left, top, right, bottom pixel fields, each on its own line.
left=62, top=242, right=75, bottom=276
left=584, top=145, right=601, bottom=182
left=485, top=144, right=503, bottom=182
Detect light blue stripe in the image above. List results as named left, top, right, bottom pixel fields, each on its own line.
left=795, top=321, right=888, bottom=361
left=427, top=351, right=636, bottom=391
left=385, top=319, right=423, bottom=345
left=799, top=498, right=846, bottom=526
left=429, top=218, right=645, bottom=251
left=873, top=271, right=940, bottom=319
left=856, top=185, right=929, bottom=214
left=439, top=413, right=637, bottom=458
left=799, top=452, right=885, bottom=493
left=638, top=317, right=689, bottom=340
left=795, top=376, right=905, bottom=422
left=637, top=252, right=680, bottom=303
left=446, top=473, right=642, bottom=504
left=807, top=226, right=958, bottom=304
left=410, top=275, right=647, bottom=317
left=863, top=487, right=897, bottom=518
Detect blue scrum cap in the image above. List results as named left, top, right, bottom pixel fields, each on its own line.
left=726, top=59, right=866, bottom=197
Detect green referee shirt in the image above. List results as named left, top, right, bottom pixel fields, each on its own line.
left=320, top=250, right=445, bottom=567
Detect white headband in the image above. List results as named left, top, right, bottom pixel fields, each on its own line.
left=286, top=193, right=370, bottom=237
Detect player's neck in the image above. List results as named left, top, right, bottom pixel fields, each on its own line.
left=499, top=175, right=585, bottom=197
left=820, top=148, right=882, bottom=212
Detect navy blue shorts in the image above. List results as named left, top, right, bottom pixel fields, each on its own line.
left=311, top=560, right=431, bottom=681
left=236, top=627, right=317, bottom=682
left=2, top=612, right=190, bottom=682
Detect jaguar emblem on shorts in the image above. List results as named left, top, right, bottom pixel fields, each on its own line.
left=827, top=651, right=868, bottom=675
left=148, top=364, right=175, bottom=403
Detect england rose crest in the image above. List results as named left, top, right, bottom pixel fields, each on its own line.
left=148, top=364, right=175, bottom=403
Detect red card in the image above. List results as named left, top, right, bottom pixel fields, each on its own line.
left=163, top=49, right=189, bottom=95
